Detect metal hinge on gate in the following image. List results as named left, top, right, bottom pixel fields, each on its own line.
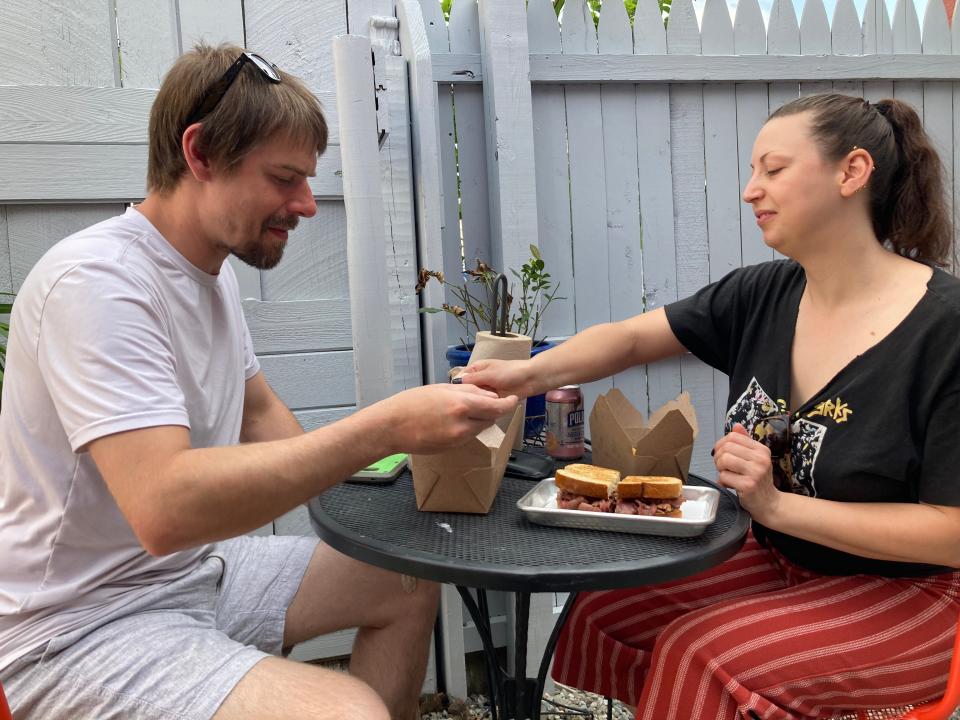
left=371, top=48, right=388, bottom=149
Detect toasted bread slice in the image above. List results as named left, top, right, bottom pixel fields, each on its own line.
left=641, top=476, right=683, bottom=500
left=616, top=475, right=647, bottom=500
left=617, top=475, right=682, bottom=500
left=555, top=463, right=621, bottom=499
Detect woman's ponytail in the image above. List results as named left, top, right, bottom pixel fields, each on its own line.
left=872, top=99, right=951, bottom=266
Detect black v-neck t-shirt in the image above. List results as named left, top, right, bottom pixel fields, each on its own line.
left=665, top=259, right=960, bottom=577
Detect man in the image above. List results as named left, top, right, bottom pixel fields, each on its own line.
left=0, top=43, right=517, bottom=719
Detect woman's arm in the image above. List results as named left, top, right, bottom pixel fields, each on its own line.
left=763, top=493, right=960, bottom=568
left=713, top=426, right=960, bottom=568
left=462, top=307, right=687, bottom=398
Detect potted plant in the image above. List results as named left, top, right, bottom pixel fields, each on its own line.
left=415, top=245, right=564, bottom=438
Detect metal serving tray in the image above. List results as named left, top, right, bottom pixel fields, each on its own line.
left=516, top=478, right=720, bottom=538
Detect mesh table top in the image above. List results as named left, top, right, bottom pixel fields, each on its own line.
left=308, top=453, right=750, bottom=593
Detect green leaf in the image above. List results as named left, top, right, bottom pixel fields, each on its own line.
left=417, top=307, right=444, bottom=314
left=529, top=244, right=542, bottom=261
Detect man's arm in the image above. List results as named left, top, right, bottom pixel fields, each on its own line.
left=240, top=371, right=304, bottom=442
left=88, top=384, right=518, bottom=556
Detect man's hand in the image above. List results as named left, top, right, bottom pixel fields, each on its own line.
left=375, top=383, right=519, bottom=454
left=458, top=359, right=538, bottom=400
left=712, top=424, right=783, bottom=522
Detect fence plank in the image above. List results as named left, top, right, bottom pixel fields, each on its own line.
left=420, top=0, right=449, bottom=50
left=702, top=0, right=741, bottom=439
left=335, top=35, right=395, bottom=408
left=891, top=0, right=924, bottom=117
left=420, top=0, right=464, bottom=348
left=478, top=0, right=540, bottom=279
left=800, top=0, right=833, bottom=96
left=667, top=0, right=717, bottom=474
left=398, top=0, right=447, bottom=384
left=0, top=143, right=342, bottom=203
left=862, top=0, right=894, bottom=101
left=529, top=0, right=575, bottom=339
left=115, top=0, right=179, bottom=88
left=243, top=299, right=351, bottom=353
left=0, top=208, right=10, bottom=293
left=437, top=54, right=960, bottom=84
left=381, top=54, right=425, bottom=392
left=921, top=0, right=953, bottom=274
left=0, top=1, right=118, bottom=86
left=177, top=0, right=246, bottom=50
left=633, top=0, right=680, bottom=413
left=832, top=0, right=864, bottom=97
left=563, top=0, right=613, bottom=427
left=634, top=0, right=667, bottom=53
left=258, top=351, right=356, bottom=409
left=450, top=0, right=493, bottom=297
left=245, top=0, right=342, bottom=95
left=0, top=87, right=154, bottom=144
left=598, top=0, right=646, bottom=407
left=734, top=0, right=772, bottom=269
left=766, top=0, right=801, bottom=111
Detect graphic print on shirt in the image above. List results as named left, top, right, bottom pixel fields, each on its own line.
left=726, top=377, right=826, bottom=497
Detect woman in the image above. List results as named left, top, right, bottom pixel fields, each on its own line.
left=462, top=94, right=960, bottom=719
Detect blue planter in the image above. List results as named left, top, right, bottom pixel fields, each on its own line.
left=445, top=340, right=556, bottom=439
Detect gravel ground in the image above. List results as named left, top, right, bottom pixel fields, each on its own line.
left=417, top=684, right=633, bottom=720
left=418, top=687, right=960, bottom=720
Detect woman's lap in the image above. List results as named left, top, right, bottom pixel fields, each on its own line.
left=552, top=532, right=960, bottom=719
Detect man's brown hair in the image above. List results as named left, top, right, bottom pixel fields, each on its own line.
left=147, top=43, right=328, bottom=193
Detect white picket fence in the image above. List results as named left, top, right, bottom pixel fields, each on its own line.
left=376, top=0, right=960, bottom=697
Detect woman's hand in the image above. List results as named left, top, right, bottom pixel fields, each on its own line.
left=713, top=424, right=783, bottom=522
left=457, top=358, right=539, bottom=399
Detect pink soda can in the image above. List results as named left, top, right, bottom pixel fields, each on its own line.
left=545, top=385, right=584, bottom=459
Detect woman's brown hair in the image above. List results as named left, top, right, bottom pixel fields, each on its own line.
left=147, top=43, right=328, bottom=193
left=769, top=93, right=951, bottom=266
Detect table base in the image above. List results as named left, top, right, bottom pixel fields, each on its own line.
left=456, top=588, right=593, bottom=720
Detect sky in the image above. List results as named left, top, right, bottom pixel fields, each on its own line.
left=711, top=0, right=935, bottom=27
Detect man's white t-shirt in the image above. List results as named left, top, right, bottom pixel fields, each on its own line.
left=0, top=207, right=261, bottom=672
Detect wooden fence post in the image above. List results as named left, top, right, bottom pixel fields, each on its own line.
left=477, top=0, right=539, bottom=277
left=334, top=34, right=395, bottom=408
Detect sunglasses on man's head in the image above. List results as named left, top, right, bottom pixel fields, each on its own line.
left=183, top=52, right=281, bottom=131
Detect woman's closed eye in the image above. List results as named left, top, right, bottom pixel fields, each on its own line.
left=272, top=175, right=295, bottom=186
left=766, top=167, right=784, bottom=176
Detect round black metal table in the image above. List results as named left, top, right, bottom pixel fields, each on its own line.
left=307, top=451, right=749, bottom=720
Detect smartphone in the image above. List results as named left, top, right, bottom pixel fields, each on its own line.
left=347, top=453, right=409, bottom=485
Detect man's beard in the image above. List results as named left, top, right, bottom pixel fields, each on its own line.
left=232, top=214, right=299, bottom=270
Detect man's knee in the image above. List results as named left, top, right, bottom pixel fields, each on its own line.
left=216, top=658, right=391, bottom=720
left=332, top=675, right=391, bottom=720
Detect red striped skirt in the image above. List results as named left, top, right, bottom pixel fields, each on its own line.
left=551, top=532, right=960, bottom=719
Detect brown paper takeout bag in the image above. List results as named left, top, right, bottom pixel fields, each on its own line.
left=589, top=389, right=698, bottom=481
left=410, top=405, right=524, bottom=513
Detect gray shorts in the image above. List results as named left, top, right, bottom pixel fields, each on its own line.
left=2, top=534, right=319, bottom=720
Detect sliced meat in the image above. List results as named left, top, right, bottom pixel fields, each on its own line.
left=614, top=499, right=638, bottom=515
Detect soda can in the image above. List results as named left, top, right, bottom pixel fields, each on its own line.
left=545, top=385, right=584, bottom=459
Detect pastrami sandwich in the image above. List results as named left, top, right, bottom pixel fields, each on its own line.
left=554, top=463, right=621, bottom=513
left=615, top=476, right=684, bottom=517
